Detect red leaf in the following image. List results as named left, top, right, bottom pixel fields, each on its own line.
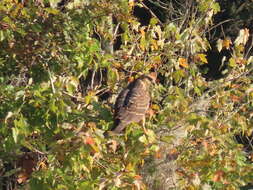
left=85, top=136, right=95, bottom=145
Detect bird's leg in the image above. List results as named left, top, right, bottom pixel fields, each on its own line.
left=141, top=116, right=147, bottom=133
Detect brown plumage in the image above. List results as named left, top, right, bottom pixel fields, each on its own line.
left=112, top=73, right=156, bottom=133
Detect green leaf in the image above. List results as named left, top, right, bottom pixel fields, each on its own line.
left=139, top=135, right=148, bottom=144
left=150, top=17, right=158, bottom=26
left=45, top=8, right=60, bottom=15
left=31, top=23, right=43, bottom=33
left=172, top=70, right=185, bottom=83
left=161, top=135, right=175, bottom=143
left=166, top=23, right=177, bottom=33
left=229, top=57, right=236, bottom=67
left=12, top=127, right=19, bottom=143
left=211, top=2, right=221, bottom=13
left=16, top=27, right=27, bottom=36
left=145, top=129, right=156, bottom=143
left=15, top=90, right=25, bottom=100
left=0, top=30, right=5, bottom=41
left=107, top=68, right=119, bottom=87
left=194, top=87, right=201, bottom=96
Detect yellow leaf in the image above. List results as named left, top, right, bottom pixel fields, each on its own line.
left=45, top=8, right=60, bottom=15
left=229, top=57, right=236, bottom=67
left=217, top=39, right=223, bottom=52
left=126, top=163, right=134, bottom=172
left=178, top=58, right=189, bottom=68
left=151, top=104, right=160, bottom=111
left=196, top=53, right=208, bottom=64
left=129, top=0, right=135, bottom=7
left=140, top=36, right=146, bottom=51
left=151, top=39, right=158, bottom=50
left=235, top=28, right=249, bottom=45
left=140, top=28, right=145, bottom=37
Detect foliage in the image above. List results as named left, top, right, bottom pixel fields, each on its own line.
left=0, top=0, right=252, bottom=190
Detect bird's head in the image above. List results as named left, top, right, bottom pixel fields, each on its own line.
left=139, top=72, right=157, bottom=90
left=145, top=72, right=157, bottom=84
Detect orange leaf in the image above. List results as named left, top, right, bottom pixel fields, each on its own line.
left=202, top=140, right=209, bottom=149
left=140, top=28, right=145, bottom=37
left=236, top=58, right=247, bottom=65
left=178, top=58, right=189, bottom=68
left=212, top=170, right=224, bottom=182
left=250, top=153, right=253, bottom=162
left=167, top=148, right=179, bottom=160
left=222, top=38, right=231, bottom=49
left=134, top=175, right=142, bottom=180
left=128, top=76, right=134, bottom=83
left=87, top=122, right=96, bottom=128
left=231, top=84, right=241, bottom=88
left=154, top=148, right=163, bottom=159
left=230, top=95, right=241, bottom=102
left=17, top=173, right=29, bottom=184
left=146, top=108, right=155, bottom=119
left=85, top=136, right=95, bottom=145
left=38, top=160, right=47, bottom=170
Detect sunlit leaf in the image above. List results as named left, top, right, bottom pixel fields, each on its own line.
left=217, top=39, right=223, bottom=52
left=12, top=127, right=19, bottom=143
left=229, top=57, right=236, bottom=67
left=222, top=38, right=231, bottom=50
left=196, top=53, right=208, bottom=64
left=235, top=28, right=249, bottom=46
left=150, top=17, right=158, bottom=26
left=45, top=8, right=60, bottom=15
left=178, top=58, right=189, bottom=68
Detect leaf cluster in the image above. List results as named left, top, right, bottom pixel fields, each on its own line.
left=0, top=0, right=253, bottom=190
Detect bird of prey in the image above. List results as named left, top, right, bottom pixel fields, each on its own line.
left=111, top=72, right=156, bottom=133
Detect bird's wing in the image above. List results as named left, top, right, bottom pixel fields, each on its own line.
left=123, top=79, right=150, bottom=114
left=114, top=87, right=130, bottom=116
left=115, top=79, right=150, bottom=123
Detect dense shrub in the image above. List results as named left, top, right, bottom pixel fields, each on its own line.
left=0, top=0, right=252, bottom=189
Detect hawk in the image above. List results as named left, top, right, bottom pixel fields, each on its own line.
left=111, top=72, right=156, bottom=133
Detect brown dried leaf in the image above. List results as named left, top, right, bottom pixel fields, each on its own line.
left=212, top=170, right=224, bottom=182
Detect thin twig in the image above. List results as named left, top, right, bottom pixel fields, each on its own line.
left=140, top=1, right=162, bottom=24
left=47, top=65, right=56, bottom=94
left=112, top=22, right=120, bottom=42
left=63, top=91, right=85, bottom=101
left=91, top=68, right=96, bottom=90
left=217, top=102, right=249, bottom=125
left=205, top=19, right=233, bottom=34
left=146, top=0, right=170, bottom=10
left=245, top=35, right=253, bottom=59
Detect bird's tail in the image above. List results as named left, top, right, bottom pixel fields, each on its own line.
left=103, top=119, right=128, bottom=138
left=112, top=123, right=127, bottom=133
left=111, top=119, right=128, bottom=133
